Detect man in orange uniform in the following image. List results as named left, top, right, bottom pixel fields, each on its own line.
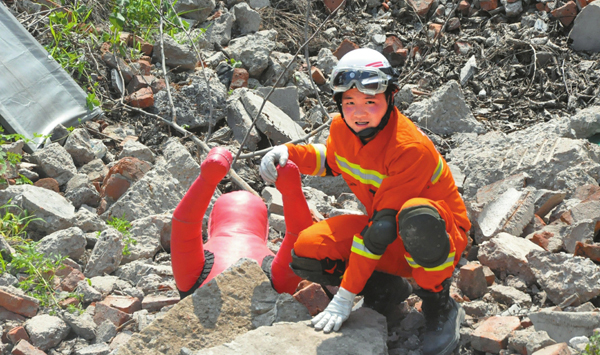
left=260, top=48, right=471, bottom=355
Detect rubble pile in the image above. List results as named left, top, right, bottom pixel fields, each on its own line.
left=1, top=0, right=600, bottom=354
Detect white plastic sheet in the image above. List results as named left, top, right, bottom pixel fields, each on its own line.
left=0, top=3, right=102, bottom=152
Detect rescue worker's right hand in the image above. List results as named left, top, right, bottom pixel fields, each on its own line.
left=311, top=287, right=355, bottom=333
left=259, top=145, right=289, bottom=184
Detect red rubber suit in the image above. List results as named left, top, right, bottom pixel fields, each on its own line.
left=171, top=147, right=312, bottom=296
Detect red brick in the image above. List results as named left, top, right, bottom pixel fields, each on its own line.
left=479, top=0, right=498, bottom=11
left=127, top=75, right=156, bottom=93
left=54, top=264, right=73, bottom=278
left=482, top=265, right=496, bottom=286
left=551, top=1, right=578, bottom=26
left=454, top=41, right=473, bottom=55
left=33, top=178, right=59, bottom=192
left=382, top=36, right=404, bottom=55
left=447, top=17, right=461, bottom=31
left=137, top=60, right=152, bottom=75
left=458, top=0, right=470, bottom=13
left=127, top=87, right=154, bottom=108
left=293, top=283, right=331, bottom=316
left=530, top=230, right=554, bottom=250
left=333, top=39, right=359, bottom=60
left=573, top=185, right=600, bottom=200
left=94, top=302, right=132, bottom=327
left=141, top=295, right=180, bottom=312
left=407, top=0, right=435, bottom=15
left=458, top=263, right=488, bottom=299
left=531, top=343, right=571, bottom=355
left=140, top=56, right=152, bottom=63
left=58, top=297, right=80, bottom=308
left=102, top=175, right=131, bottom=201
left=100, top=42, right=111, bottom=54
left=102, top=295, right=142, bottom=314
left=311, top=67, right=326, bottom=85
left=7, top=326, right=29, bottom=345
left=101, top=157, right=151, bottom=201
left=536, top=2, right=549, bottom=11
left=471, top=316, right=521, bottom=353
left=560, top=211, right=574, bottom=225
left=322, top=0, right=345, bottom=12
left=381, top=2, right=390, bottom=10
left=520, top=317, right=533, bottom=328
left=230, top=68, right=249, bottom=90
left=59, top=269, right=85, bottom=292
left=0, top=289, right=39, bottom=318
left=574, top=241, right=600, bottom=262
left=141, top=43, right=153, bottom=56
left=0, top=306, right=26, bottom=322
left=11, top=340, right=47, bottom=355
left=151, top=78, right=166, bottom=93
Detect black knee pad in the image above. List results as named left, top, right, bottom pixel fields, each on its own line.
left=289, top=249, right=344, bottom=286
left=397, top=205, right=450, bottom=268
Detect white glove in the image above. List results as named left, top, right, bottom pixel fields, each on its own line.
left=259, top=145, right=289, bottom=184
left=311, top=287, right=356, bottom=333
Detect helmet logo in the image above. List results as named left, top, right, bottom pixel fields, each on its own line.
left=365, top=61, right=384, bottom=68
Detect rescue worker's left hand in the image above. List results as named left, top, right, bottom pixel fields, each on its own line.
left=311, top=287, right=356, bottom=333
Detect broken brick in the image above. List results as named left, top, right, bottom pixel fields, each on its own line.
left=471, top=316, right=521, bottom=353
left=458, top=0, right=470, bottom=13
left=575, top=0, right=590, bottom=9
left=428, top=23, right=443, bottom=39
left=447, top=17, right=461, bottom=31
left=58, top=297, right=80, bottom=308
left=33, top=178, right=59, bottom=193
left=137, top=60, right=152, bottom=75
left=141, top=295, right=180, bottom=312
left=59, top=269, right=85, bottom=292
left=574, top=241, right=600, bottom=263
left=482, top=265, right=496, bottom=286
left=407, top=0, right=436, bottom=16
left=454, top=41, right=473, bottom=55
left=530, top=343, right=571, bottom=355
left=141, top=43, right=153, bottom=56
left=383, top=36, right=404, bottom=55
left=311, top=67, right=326, bottom=85
left=7, top=326, right=30, bottom=345
left=229, top=68, right=249, bottom=90
left=0, top=288, right=39, bottom=318
left=293, top=283, right=331, bottom=316
left=11, top=340, right=47, bottom=355
left=479, top=0, right=498, bottom=11
left=322, top=0, right=345, bottom=12
left=127, top=87, right=154, bottom=108
left=551, top=1, right=578, bottom=26
left=333, top=39, right=359, bottom=60
left=458, top=263, right=488, bottom=299
left=94, top=302, right=132, bottom=327
left=102, top=295, right=142, bottom=314
left=536, top=2, right=549, bottom=11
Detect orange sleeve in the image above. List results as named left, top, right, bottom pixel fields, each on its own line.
left=285, top=141, right=340, bottom=177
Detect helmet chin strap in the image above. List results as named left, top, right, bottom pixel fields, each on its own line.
left=336, top=90, right=396, bottom=144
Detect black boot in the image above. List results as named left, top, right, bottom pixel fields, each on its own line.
left=416, top=279, right=465, bottom=355
left=360, top=271, right=413, bottom=315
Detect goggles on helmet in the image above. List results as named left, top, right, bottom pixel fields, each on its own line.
left=330, top=67, right=390, bottom=96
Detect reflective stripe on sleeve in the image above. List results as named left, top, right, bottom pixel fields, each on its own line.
left=351, top=236, right=382, bottom=260
left=335, top=153, right=388, bottom=188
left=404, top=252, right=455, bottom=271
left=311, top=144, right=327, bottom=176
left=430, top=156, right=443, bottom=184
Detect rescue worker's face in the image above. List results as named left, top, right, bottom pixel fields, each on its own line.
left=340, top=88, right=387, bottom=133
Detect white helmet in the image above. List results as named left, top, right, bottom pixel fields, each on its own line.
left=330, top=48, right=397, bottom=95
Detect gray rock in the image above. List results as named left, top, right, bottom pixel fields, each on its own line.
left=226, top=89, right=261, bottom=150
left=25, top=314, right=71, bottom=350
left=103, top=53, right=134, bottom=82
left=73, top=343, right=111, bottom=355
left=84, top=228, right=124, bottom=278
left=501, top=0, right=522, bottom=16
left=239, top=89, right=305, bottom=145
left=564, top=219, right=598, bottom=253
left=489, top=284, right=532, bottom=306
left=76, top=279, right=103, bottom=303
left=96, top=320, right=117, bottom=344
left=102, top=160, right=183, bottom=221
left=260, top=52, right=298, bottom=87
left=227, top=30, right=276, bottom=78
left=161, top=138, right=200, bottom=191
left=117, top=141, right=155, bottom=164
left=0, top=272, right=18, bottom=287
left=508, top=328, right=556, bottom=355
left=529, top=309, right=600, bottom=343
left=0, top=234, right=15, bottom=263
left=49, top=124, right=70, bottom=146
left=65, top=174, right=101, bottom=209
left=0, top=185, right=75, bottom=237
left=527, top=250, right=600, bottom=305
left=36, top=226, right=86, bottom=261
left=121, top=214, right=172, bottom=263
left=174, top=0, right=215, bottom=22
left=195, top=308, right=387, bottom=355
left=233, top=2, right=260, bottom=34
left=64, top=129, right=97, bottom=167
left=569, top=1, right=600, bottom=52
left=116, top=258, right=309, bottom=355
left=203, top=12, right=235, bottom=46
left=256, top=87, right=301, bottom=122
left=303, top=175, right=351, bottom=197
left=70, top=208, right=108, bottom=233
left=78, top=159, right=108, bottom=183
left=31, top=142, right=77, bottom=186
left=61, top=311, right=97, bottom=340
left=87, top=275, right=120, bottom=296
left=478, top=232, right=543, bottom=284
left=262, top=186, right=283, bottom=215
left=462, top=300, right=500, bottom=318
left=247, top=0, right=270, bottom=8
left=289, top=71, right=315, bottom=101
left=459, top=55, right=478, bottom=86
left=155, top=69, right=228, bottom=130
left=566, top=105, right=600, bottom=139
left=405, top=80, right=485, bottom=136
left=153, top=34, right=196, bottom=71
left=115, top=259, right=173, bottom=286
left=316, top=48, right=338, bottom=75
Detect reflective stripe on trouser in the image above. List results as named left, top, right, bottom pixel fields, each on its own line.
left=292, top=197, right=468, bottom=294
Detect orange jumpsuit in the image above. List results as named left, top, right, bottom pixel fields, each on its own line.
left=287, top=107, right=471, bottom=294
